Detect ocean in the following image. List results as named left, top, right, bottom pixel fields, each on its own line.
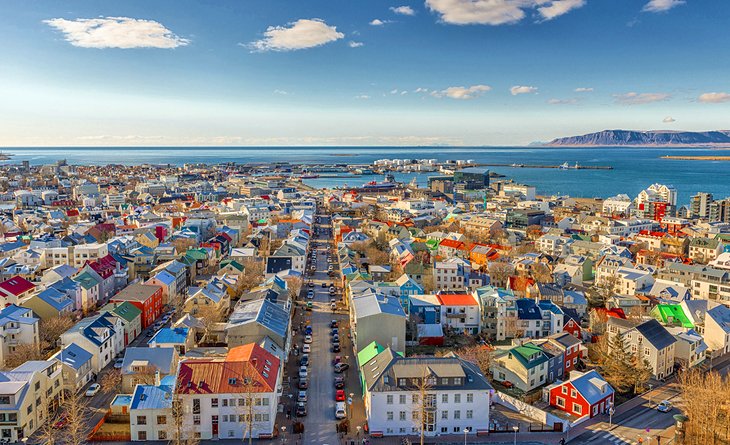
left=4, top=146, right=729, bottom=206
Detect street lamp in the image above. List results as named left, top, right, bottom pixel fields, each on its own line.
left=463, top=427, right=470, bottom=445
left=512, top=425, right=519, bottom=445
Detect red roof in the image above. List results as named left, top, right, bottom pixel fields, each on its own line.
left=0, top=276, right=35, bottom=296
left=436, top=293, right=478, bottom=306
left=177, top=343, right=280, bottom=394
left=86, top=254, right=118, bottom=279
left=508, top=276, right=535, bottom=292
left=439, top=239, right=465, bottom=250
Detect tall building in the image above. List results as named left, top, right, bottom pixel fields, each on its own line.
left=690, top=192, right=713, bottom=219
left=709, top=198, right=730, bottom=223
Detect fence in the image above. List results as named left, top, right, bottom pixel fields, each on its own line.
left=492, top=391, right=567, bottom=428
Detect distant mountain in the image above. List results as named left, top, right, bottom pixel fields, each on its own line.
left=546, top=130, right=730, bottom=146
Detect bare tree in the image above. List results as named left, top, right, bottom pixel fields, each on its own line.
left=679, top=370, right=730, bottom=445
left=62, top=388, right=89, bottom=445
left=196, top=303, right=225, bottom=344
left=455, top=345, right=492, bottom=377
left=285, top=276, right=303, bottom=301
left=591, top=275, right=621, bottom=309
left=99, top=369, right=122, bottom=394
left=488, top=262, right=513, bottom=288
left=412, top=367, right=435, bottom=445
left=170, top=391, right=201, bottom=445
left=531, top=263, right=553, bottom=284
left=40, top=314, right=75, bottom=350
left=3, top=343, right=45, bottom=369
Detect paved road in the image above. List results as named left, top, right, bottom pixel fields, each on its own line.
left=299, top=215, right=342, bottom=445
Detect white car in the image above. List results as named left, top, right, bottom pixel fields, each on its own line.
left=304, top=335, right=313, bottom=344
left=114, top=358, right=124, bottom=369
left=299, top=366, right=308, bottom=379
left=85, top=383, right=101, bottom=397
left=302, top=344, right=311, bottom=353
left=335, top=401, right=346, bottom=419
left=657, top=400, right=672, bottom=412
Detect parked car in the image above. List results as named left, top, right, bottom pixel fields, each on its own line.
left=308, top=281, right=314, bottom=288
left=307, top=290, right=314, bottom=299
left=332, top=343, right=341, bottom=353
left=335, top=401, right=346, bottom=420
left=306, top=302, right=313, bottom=311
left=335, top=389, right=346, bottom=401
left=299, top=366, right=308, bottom=379
left=298, top=378, right=308, bottom=390
left=332, top=334, right=340, bottom=343
left=501, top=380, right=514, bottom=388
left=304, top=335, right=313, bottom=344
left=300, top=354, right=309, bottom=366
left=52, top=414, right=68, bottom=429
left=334, top=363, right=349, bottom=373
left=330, top=320, right=338, bottom=328
left=114, top=358, right=124, bottom=369
left=298, top=391, right=308, bottom=403
left=302, top=344, right=311, bottom=353
left=331, top=328, right=339, bottom=336
left=322, top=282, right=328, bottom=288
left=332, top=356, right=342, bottom=366
left=334, top=376, right=345, bottom=389
left=296, top=401, right=307, bottom=417
left=85, top=383, right=100, bottom=397
left=330, top=302, right=337, bottom=311
left=657, top=401, right=672, bottom=412
left=305, top=325, right=313, bottom=335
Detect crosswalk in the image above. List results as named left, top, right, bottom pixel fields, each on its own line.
left=589, top=428, right=645, bottom=445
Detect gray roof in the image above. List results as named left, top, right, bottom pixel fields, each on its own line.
left=353, top=294, right=406, bottom=320
left=121, top=347, right=177, bottom=375
left=226, top=298, right=289, bottom=340
left=635, top=319, right=677, bottom=350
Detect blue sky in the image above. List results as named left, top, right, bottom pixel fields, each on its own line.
left=1, top=0, right=729, bottom=146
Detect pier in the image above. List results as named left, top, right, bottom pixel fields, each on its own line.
left=469, top=163, right=613, bottom=170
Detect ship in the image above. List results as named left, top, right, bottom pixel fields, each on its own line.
left=559, top=162, right=570, bottom=170
left=300, top=174, right=320, bottom=179
left=359, top=174, right=399, bottom=191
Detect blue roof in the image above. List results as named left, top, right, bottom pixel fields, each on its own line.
left=538, top=300, right=564, bottom=315
left=130, top=384, right=173, bottom=410
left=0, top=241, right=25, bottom=253
left=0, top=305, right=37, bottom=327
left=515, top=299, right=542, bottom=320
left=121, top=347, right=177, bottom=374
left=36, top=287, right=74, bottom=312
left=54, top=343, right=93, bottom=370
left=49, top=276, right=80, bottom=294
left=112, top=394, right=133, bottom=407
left=148, top=327, right=189, bottom=345
left=226, top=298, right=289, bottom=339
left=565, top=370, right=614, bottom=405
left=153, top=270, right=176, bottom=286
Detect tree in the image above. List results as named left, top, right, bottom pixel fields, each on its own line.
left=99, top=369, right=122, bottom=394
left=196, top=303, right=225, bottom=344
left=488, top=262, right=513, bottom=288
left=456, top=345, right=492, bottom=377
left=531, top=263, right=553, bottom=284
left=62, top=388, right=89, bottom=445
left=591, top=275, right=620, bottom=309
left=285, top=276, right=303, bottom=301
left=170, top=391, right=201, bottom=445
left=526, top=225, right=544, bottom=241
left=172, top=237, right=197, bottom=255
left=239, top=259, right=265, bottom=293
left=630, top=355, right=652, bottom=394
left=3, top=343, right=44, bottom=369
left=601, top=332, right=635, bottom=394
left=411, top=368, right=435, bottom=445
left=679, top=370, right=730, bottom=445
left=40, top=314, right=75, bottom=350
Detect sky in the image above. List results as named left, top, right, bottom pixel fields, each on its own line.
left=1, top=0, right=729, bottom=146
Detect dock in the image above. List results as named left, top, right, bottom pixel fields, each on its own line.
left=469, top=163, right=612, bottom=170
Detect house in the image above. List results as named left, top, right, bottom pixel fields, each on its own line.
left=436, top=292, right=480, bottom=335
left=0, top=360, right=64, bottom=442
left=146, top=270, right=176, bottom=306
left=409, top=294, right=442, bottom=325
left=361, top=347, right=492, bottom=438
left=101, top=301, right=143, bottom=345
left=547, top=370, right=614, bottom=419
left=665, top=327, right=707, bottom=370
left=60, top=311, right=125, bottom=373
left=111, top=283, right=163, bottom=329
left=148, top=327, right=194, bottom=356
left=264, top=257, right=292, bottom=278
left=475, top=286, right=515, bottom=342
left=351, top=294, right=407, bottom=356
left=51, top=342, right=94, bottom=394
left=0, top=276, right=35, bottom=306
left=541, top=332, right=582, bottom=375
left=689, top=237, right=722, bottom=263
left=72, top=269, right=102, bottom=312
left=129, top=381, right=175, bottom=442
left=607, top=318, right=677, bottom=379
left=19, top=286, right=75, bottom=320
left=492, top=342, right=549, bottom=392
left=0, top=305, right=40, bottom=367
left=183, top=278, right=231, bottom=318
left=172, top=343, right=281, bottom=440
left=225, top=298, right=290, bottom=351
left=121, top=347, right=179, bottom=393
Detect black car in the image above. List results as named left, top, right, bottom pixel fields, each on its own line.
left=298, top=379, right=308, bottom=390
left=331, top=328, right=339, bottom=336
left=334, top=363, right=350, bottom=373
left=332, top=343, right=341, bottom=353
left=296, top=402, right=307, bottom=417
left=322, top=282, right=328, bottom=288
left=330, top=320, right=338, bottom=328
left=334, top=377, right=345, bottom=389
left=332, top=334, right=340, bottom=343
left=300, top=355, right=309, bottom=366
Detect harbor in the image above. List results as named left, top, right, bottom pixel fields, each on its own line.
left=470, top=162, right=613, bottom=170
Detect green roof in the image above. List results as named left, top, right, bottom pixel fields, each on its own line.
left=511, top=343, right=548, bottom=369
left=220, top=259, right=244, bottom=272
left=103, top=301, right=142, bottom=322
left=73, top=271, right=101, bottom=290
left=425, top=239, right=440, bottom=250
left=357, top=341, right=386, bottom=366
left=654, top=304, right=693, bottom=328
left=185, top=248, right=208, bottom=261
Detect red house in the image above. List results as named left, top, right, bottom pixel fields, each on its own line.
left=0, top=276, right=36, bottom=306
left=546, top=332, right=583, bottom=375
left=110, top=283, right=163, bottom=328
left=549, top=370, right=614, bottom=419
left=563, top=317, right=582, bottom=339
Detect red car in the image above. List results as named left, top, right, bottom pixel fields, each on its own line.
left=335, top=390, right=346, bottom=401
left=501, top=380, right=514, bottom=388
left=52, top=414, right=68, bottom=429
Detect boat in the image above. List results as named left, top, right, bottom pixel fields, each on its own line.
left=300, top=174, right=319, bottom=179
left=408, top=177, right=418, bottom=188
left=559, top=162, right=570, bottom=170
left=360, top=174, right=399, bottom=191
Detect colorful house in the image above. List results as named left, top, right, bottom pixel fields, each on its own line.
left=548, top=370, right=614, bottom=419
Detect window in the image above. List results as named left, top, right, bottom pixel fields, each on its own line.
left=412, top=394, right=419, bottom=404
left=138, top=431, right=147, bottom=441
left=441, top=427, right=448, bottom=433
left=570, top=389, right=577, bottom=398
left=454, top=410, right=460, bottom=420
left=34, top=382, right=40, bottom=391
left=387, top=412, right=394, bottom=421
left=573, top=403, right=582, bottom=415
left=399, top=395, right=406, bottom=404
left=441, top=411, right=448, bottom=420
left=466, top=410, right=473, bottom=419
left=158, top=431, right=167, bottom=440
left=556, top=397, right=565, bottom=407
left=466, top=393, right=473, bottom=403
left=442, top=394, right=448, bottom=403
left=157, top=415, right=166, bottom=425
left=0, top=397, right=9, bottom=405
left=136, top=416, right=147, bottom=426
left=193, top=415, right=200, bottom=425
left=222, top=399, right=228, bottom=407
left=399, top=411, right=406, bottom=421
left=228, top=431, right=235, bottom=438
left=211, top=398, right=218, bottom=408
left=454, top=394, right=461, bottom=403
left=387, top=395, right=393, bottom=404
left=193, top=398, right=200, bottom=414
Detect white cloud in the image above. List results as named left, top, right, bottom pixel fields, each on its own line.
left=348, top=41, right=364, bottom=48
left=425, top=0, right=583, bottom=26
left=414, top=88, right=430, bottom=93
left=510, top=85, right=538, bottom=95
left=390, top=89, right=400, bottom=94
left=642, top=0, right=685, bottom=13
left=370, top=19, right=386, bottom=26
left=547, top=98, right=577, bottom=105
left=250, top=18, right=344, bottom=52
left=574, top=87, right=594, bottom=92
left=698, top=92, right=730, bottom=104
left=614, top=92, right=671, bottom=105
left=273, top=89, right=288, bottom=95
left=354, top=95, right=371, bottom=100
left=401, top=91, right=408, bottom=95
left=391, top=5, right=417, bottom=15
left=432, top=84, right=492, bottom=100
left=662, top=116, right=676, bottom=123
left=43, top=16, right=189, bottom=49
left=537, top=0, right=586, bottom=21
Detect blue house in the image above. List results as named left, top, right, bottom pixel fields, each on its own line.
left=409, top=294, right=442, bottom=324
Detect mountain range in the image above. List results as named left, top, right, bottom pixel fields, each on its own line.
left=546, top=130, right=730, bottom=146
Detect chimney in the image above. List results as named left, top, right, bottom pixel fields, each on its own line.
left=155, top=370, right=161, bottom=386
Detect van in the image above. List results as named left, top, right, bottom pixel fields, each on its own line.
left=335, top=401, right=346, bottom=419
